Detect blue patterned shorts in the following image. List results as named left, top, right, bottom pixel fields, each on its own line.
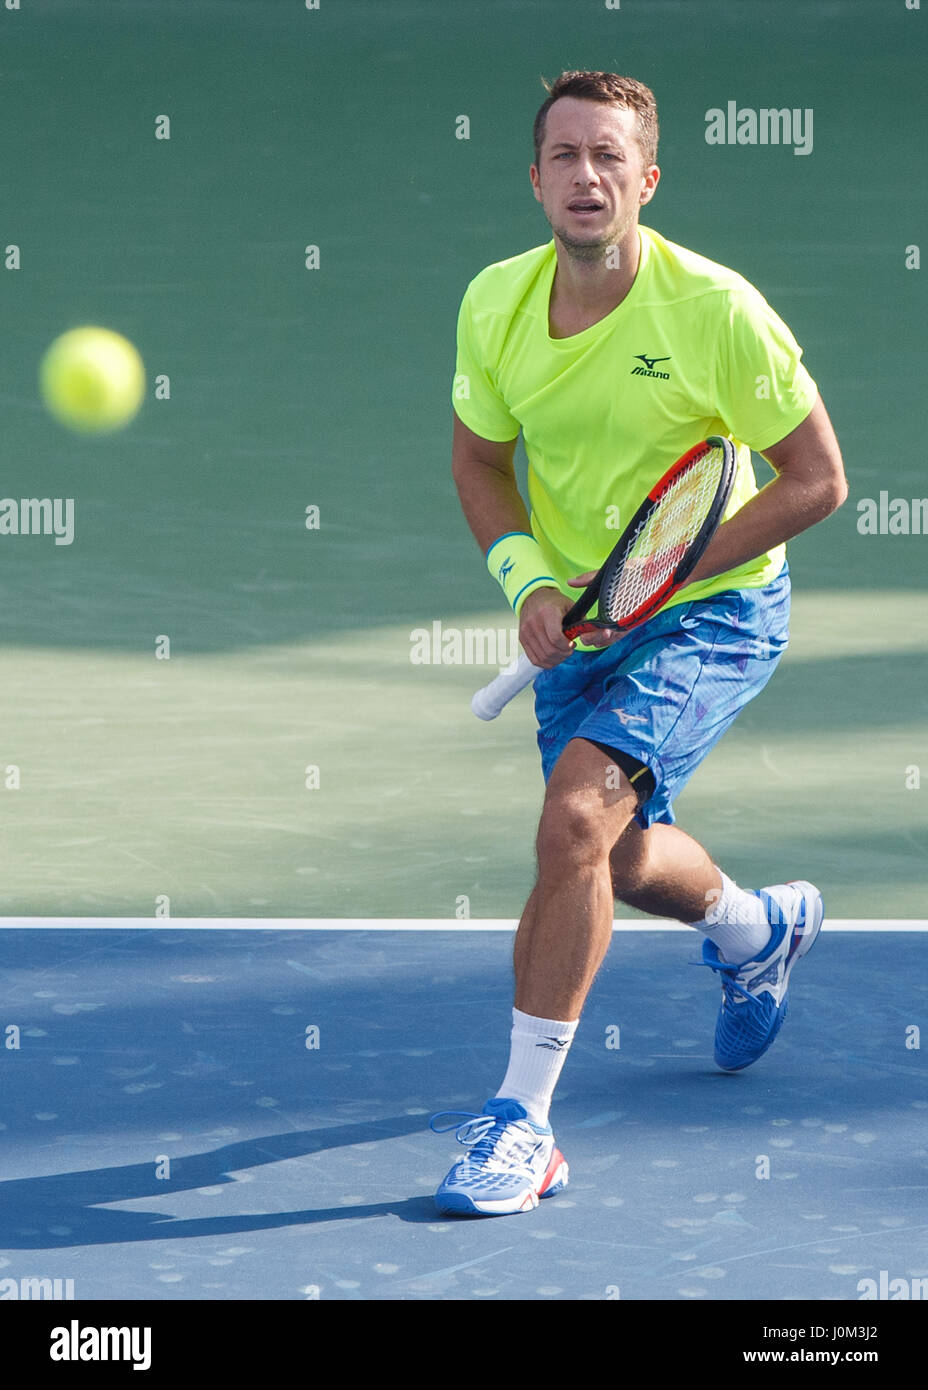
left=533, top=566, right=791, bottom=828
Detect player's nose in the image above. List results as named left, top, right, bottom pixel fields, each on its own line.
left=573, top=157, right=600, bottom=183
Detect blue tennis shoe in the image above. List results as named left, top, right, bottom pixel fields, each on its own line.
left=701, top=880, right=824, bottom=1071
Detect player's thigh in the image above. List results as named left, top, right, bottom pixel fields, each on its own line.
left=537, top=736, right=639, bottom=867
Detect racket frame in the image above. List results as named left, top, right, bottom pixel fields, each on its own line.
left=561, top=436, right=737, bottom=641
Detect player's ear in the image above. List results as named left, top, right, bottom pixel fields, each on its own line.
left=529, top=164, right=543, bottom=203
left=639, top=164, right=660, bottom=206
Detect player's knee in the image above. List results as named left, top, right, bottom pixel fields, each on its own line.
left=536, top=795, right=617, bottom=871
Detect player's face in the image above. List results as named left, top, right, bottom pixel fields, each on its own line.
left=530, top=98, right=658, bottom=259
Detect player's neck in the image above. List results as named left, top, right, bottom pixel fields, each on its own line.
left=548, top=226, right=641, bottom=338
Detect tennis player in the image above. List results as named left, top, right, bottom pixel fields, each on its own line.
left=431, top=71, right=847, bottom=1217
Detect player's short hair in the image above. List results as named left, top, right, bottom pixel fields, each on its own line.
left=533, top=71, right=659, bottom=169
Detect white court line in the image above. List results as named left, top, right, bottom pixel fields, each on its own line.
left=0, top=917, right=924, bottom=932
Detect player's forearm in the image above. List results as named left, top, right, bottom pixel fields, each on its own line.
left=688, top=397, right=847, bottom=585
left=452, top=455, right=533, bottom=554
left=686, top=469, right=845, bottom=585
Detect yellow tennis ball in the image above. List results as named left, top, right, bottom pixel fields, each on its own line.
left=39, top=326, right=145, bottom=434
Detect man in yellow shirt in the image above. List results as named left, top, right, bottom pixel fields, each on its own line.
left=431, top=71, right=846, bottom=1217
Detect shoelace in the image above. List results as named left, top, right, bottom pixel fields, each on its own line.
left=429, top=1111, right=533, bottom=1168
left=692, top=957, right=760, bottom=1009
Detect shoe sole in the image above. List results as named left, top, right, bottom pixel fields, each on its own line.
left=435, top=1152, right=569, bottom=1217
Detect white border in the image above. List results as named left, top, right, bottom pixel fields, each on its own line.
left=0, top=918, right=924, bottom=932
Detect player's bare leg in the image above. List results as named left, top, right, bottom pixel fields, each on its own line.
left=605, top=789, right=824, bottom=1074
left=608, top=818, right=721, bottom=920
left=513, top=739, right=639, bottom=1021
left=514, top=739, right=719, bottom=1020
left=433, top=737, right=638, bottom=1217
left=434, top=738, right=821, bottom=1215
left=502, top=736, right=790, bottom=1125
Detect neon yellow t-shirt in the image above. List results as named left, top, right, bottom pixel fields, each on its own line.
left=452, top=224, right=818, bottom=609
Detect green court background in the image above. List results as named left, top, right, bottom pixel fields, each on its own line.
left=1, top=0, right=925, bottom=918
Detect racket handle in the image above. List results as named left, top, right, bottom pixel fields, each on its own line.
left=471, top=652, right=542, bottom=720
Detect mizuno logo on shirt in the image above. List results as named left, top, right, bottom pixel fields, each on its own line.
left=631, top=353, right=671, bottom=379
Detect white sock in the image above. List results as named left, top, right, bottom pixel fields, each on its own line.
left=495, top=1007, right=578, bottom=1128
left=695, top=869, right=772, bottom=964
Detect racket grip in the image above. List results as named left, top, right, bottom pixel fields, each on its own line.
left=471, top=652, right=542, bottom=720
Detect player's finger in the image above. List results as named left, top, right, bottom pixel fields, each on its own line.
left=567, top=571, right=598, bottom=588
left=519, top=638, right=549, bottom=668
left=522, top=635, right=572, bottom=668
left=582, top=629, right=617, bottom=648
left=521, top=619, right=573, bottom=668
left=542, top=607, right=573, bottom=650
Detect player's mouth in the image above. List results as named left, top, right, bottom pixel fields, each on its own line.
left=567, top=200, right=606, bottom=217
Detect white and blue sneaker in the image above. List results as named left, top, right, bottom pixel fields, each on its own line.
left=430, top=1097, right=569, bottom=1216
left=701, top=880, right=825, bottom=1072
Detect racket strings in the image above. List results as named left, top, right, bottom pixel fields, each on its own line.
left=602, top=448, right=726, bottom=620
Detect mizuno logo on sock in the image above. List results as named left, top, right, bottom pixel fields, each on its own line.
left=536, top=1037, right=569, bottom=1050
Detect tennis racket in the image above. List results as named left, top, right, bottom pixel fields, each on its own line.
left=471, top=436, right=737, bottom=720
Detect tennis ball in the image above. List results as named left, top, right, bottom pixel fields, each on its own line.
left=39, top=326, right=145, bottom=434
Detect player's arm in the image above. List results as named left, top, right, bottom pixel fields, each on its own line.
left=685, top=394, right=847, bottom=585
left=451, top=411, right=573, bottom=667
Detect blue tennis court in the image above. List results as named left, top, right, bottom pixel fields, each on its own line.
left=2, top=0, right=926, bottom=1334
left=3, top=923, right=925, bottom=1302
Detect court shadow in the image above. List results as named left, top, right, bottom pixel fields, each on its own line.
left=0, top=1119, right=438, bottom=1250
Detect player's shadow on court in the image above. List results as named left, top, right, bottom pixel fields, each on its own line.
left=0, top=1119, right=438, bottom=1249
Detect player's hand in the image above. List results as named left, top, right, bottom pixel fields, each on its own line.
left=518, top=588, right=575, bottom=668
left=565, top=571, right=620, bottom=649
